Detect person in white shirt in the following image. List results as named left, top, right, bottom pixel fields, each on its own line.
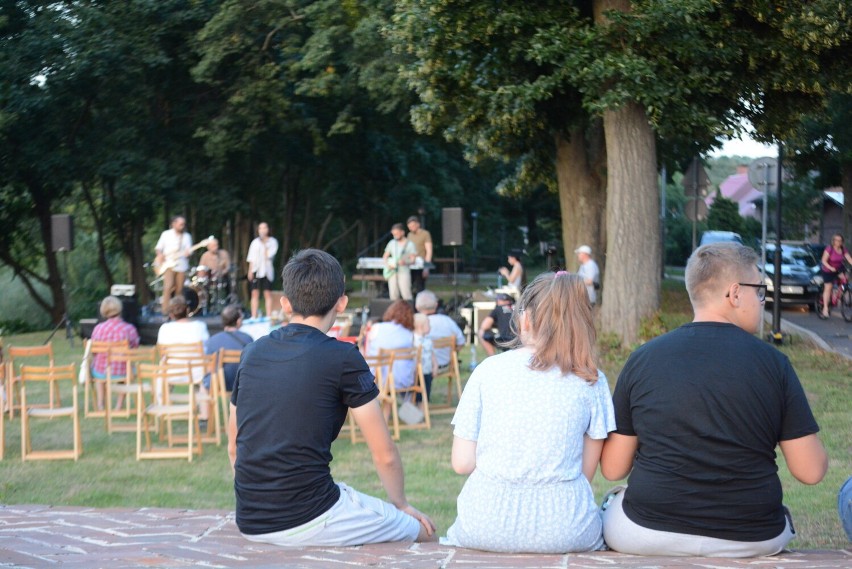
left=414, top=290, right=465, bottom=368
left=575, top=245, right=600, bottom=305
left=247, top=222, right=279, bottom=319
left=154, top=216, right=193, bottom=315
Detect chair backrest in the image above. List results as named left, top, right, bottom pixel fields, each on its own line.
left=89, top=339, right=129, bottom=355
left=363, top=353, right=393, bottom=395
left=137, top=362, right=201, bottom=405
left=158, top=342, right=204, bottom=360
left=109, top=346, right=157, bottom=379
left=379, top=347, right=421, bottom=391
left=21, top=364, right=76, bottom=385
left=8, top=344, right=55, bottom=372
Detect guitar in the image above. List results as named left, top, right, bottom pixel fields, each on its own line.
left=382, top=241, right=415, bottom=279
left=153, top=236, right=213, bottom=277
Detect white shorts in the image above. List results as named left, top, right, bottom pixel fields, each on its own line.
left=241, top=483, right=420, bottom=547
left=601, top=486, right=795, bottom=557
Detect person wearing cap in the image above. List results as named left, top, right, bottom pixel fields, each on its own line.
left=406, top=216, right=433, bottom=295
left=498, top=249, right=526, bottom=291
left=477, top=293, right=516, bottom=357
left=575, top=245, right=600, bottom=305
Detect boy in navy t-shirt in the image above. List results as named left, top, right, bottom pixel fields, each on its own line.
left=228, top=249, right=435, bottom=547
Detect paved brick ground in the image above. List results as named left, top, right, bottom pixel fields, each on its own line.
left=0, top=505, right=849, bottom=568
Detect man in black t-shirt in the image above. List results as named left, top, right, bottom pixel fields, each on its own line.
left=228, top=249, right=435, bottom=547
left=477, top=293, right=515, bottom=357
left=600, top=243, right=827, bottom=558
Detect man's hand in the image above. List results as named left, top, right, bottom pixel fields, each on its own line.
left=399, top=503, right=436, bottom=537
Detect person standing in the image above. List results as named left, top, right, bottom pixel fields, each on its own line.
left=498, top=249, right=526, bottom=291
left=818, top=233, right=852, bottom=319
left=154, top=215, right=193, bottom=315
left=247, top=222, right=279, bottom=319
left=575, top=245, right=600, bottom=305
left=407, top=216, right=433, bottom=295
left=601, top=243, right=827, bottom=557
left=383, top=223, right=417, bottom=301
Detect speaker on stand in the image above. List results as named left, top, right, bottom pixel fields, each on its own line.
left=46, top=214, right=76, bottom=346
left=441, top=208, right=464, bottom=312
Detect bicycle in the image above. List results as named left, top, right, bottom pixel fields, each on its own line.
left=816, top=267, right=852, bottom=322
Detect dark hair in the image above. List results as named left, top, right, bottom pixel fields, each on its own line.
left=168, top=295, right=189, bottom=319
left=407, top=216, right=420, bottom=224
left=391, top=222, right=405, bottom=232
left=382, top=300, right=414, bottom=330
left=281, top=249, right=345, bottom=317
left=221, top=304, right=243, bottom=327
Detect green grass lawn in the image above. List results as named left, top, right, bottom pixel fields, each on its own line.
left=1, top=279, right=849, bottom=548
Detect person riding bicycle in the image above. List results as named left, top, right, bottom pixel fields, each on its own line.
left=819, top=234, right=852, bottom=319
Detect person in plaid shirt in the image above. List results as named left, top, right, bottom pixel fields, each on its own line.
left=91, top=296, right=140, bottom=410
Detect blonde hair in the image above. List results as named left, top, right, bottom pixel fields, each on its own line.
left=99, top=296, right=123, bottom=319
left=508, top=272, right=599, bottom=383
left=685, top=243, right=759, bottom=307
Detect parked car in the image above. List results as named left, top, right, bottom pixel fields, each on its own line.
left=699, top=230, right=744, bottom=246
left=762, top=243, right=823, bottom=308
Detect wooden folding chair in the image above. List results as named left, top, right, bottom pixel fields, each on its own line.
left=105, top=346, right=157, bottom=434
left=216, top=348, right=242, bottom=425
left=430, top=336, right=463, bottom=412
left=347, top=353, right=399, bottom=443
left=83, top=339, right=130, bottom=418
left=381, top=346, right=431, bottom=431
left=136, top=362, right=202, bottom=461
left=6, top=344, right=59, bottom=419
left=167, top=354, right=220, bottom=446
left=20, top=364, right=81, bottom=461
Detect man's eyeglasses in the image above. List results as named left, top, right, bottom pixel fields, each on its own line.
left=726, top=283, right=767, bottom=302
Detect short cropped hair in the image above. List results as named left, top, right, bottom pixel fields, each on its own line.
left=100, top=296, right=123, bottom=319
left=281, top=249, right=345, bottom=317
left=415, top=290, right=439, bottom=313
left=685, top=243, right=760, bottom=307
left=169, top=295, right=189, bottom=319
left=221, top=304, right=243, bottom=327
left=391, top=222, right=405, bottom=232
left=382, top=300, right=414, bottom=330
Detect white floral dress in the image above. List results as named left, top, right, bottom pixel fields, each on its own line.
left=442, top=347, right=615, bottom=553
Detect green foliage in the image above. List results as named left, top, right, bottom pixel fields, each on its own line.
left=707, top=195, right=745, bottom=234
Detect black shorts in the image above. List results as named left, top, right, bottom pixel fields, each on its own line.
left=249, top=276, right=272, bottom=292
left=822, top=270, right=841, bottom=285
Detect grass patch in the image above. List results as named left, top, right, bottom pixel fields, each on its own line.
left=1, top=279, right=849, bottom=548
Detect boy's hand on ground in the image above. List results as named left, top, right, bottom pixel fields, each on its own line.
left=400, top=504, right=436, bottom=536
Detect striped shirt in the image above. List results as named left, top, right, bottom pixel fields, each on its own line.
left=91, top=317, right=140, bottom=376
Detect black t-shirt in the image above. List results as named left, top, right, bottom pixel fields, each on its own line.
left=230, top=323, right=379, bottom=535
left=488, top=304, right=515, bottom=341
left=612, top=322, right=819, bottom=542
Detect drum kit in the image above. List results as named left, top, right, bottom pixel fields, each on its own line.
left=147, top=263, right=239, bottom=318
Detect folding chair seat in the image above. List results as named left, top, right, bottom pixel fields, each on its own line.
left=105, top=346, right=157, bottom=433
left=82, top=339, right=130, bottom=418
left=20, top=364, right=80, bottom=461
left=430, top=336, right=463, bottom=412
left=347, top=353, right=399, bottom=443
left=6, top=344, right=59, bottom=419
left=136, top=362, right=202, bottom=461
left=381, top=346, right=431, bottom=431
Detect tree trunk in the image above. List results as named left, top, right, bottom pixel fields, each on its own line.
left=130, top=220, right=150, bottom=305
left=80, top=182, right=115, bottom=290
left=554, top=126, right=606, bottom=273
left=842, top=160, right=852, bottom=243
left=600, top=101, right=661, bottom=345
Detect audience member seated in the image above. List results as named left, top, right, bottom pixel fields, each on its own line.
left=366, top=300, right=416, bottom=393
left=413, top=313, right=437, bottom=408
left=600, top=243, right=828, bottom=558
left=91, top=295, right=140, bottom=411
left=414, top=290, right=465, bottom=368
left=204, top=304, right=253, bottom=392
left=157, top=295, right=211, bottom=418
left=442, top=272, right=614, bottom=553
left=477, top=293, right=515, bottom=357
left=228, top=249, right=435, bottom=547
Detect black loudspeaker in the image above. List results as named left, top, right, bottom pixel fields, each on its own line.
left=442, top=207, right=464, bottom=246
left=51, top=214, right=75, bottom=252
left=368, top=298, right=397, bottom=321
left=120, top=296, right=139, bottom=327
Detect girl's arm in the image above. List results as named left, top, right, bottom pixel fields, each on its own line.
left=582, top=435, right=604, bottom=482
left=451, top=436, right=477, bottom=475
left=821, top=249, right=833, bottom=271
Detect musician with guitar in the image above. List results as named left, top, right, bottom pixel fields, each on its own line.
left=154, top=216, right=194, bottom=315
left=383, top=223, right=417, bottom=301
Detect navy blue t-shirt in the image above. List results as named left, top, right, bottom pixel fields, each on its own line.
left=612, top=322, right=820, bottom=542
left=231, top=323, right=378, bottom=535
